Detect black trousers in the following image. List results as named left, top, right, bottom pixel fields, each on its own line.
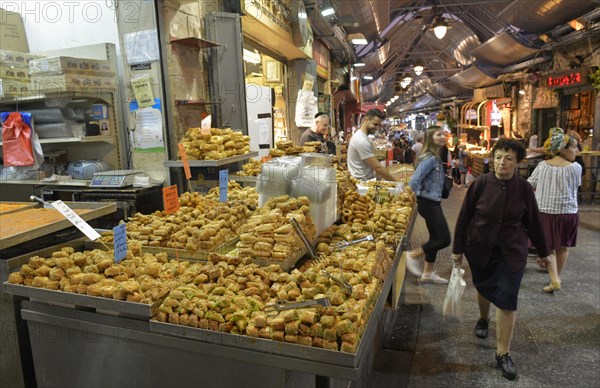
left=417, top=197, right=451, bottom=263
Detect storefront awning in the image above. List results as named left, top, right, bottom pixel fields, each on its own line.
left=353, top=103, right=386, bottom=115
left=333, top=89, right=357, bottom=106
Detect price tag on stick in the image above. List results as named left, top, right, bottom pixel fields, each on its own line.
left=50, top=200, right=101, bottom=241
left=162, top=185, right=180, bottom=214
left=113, top=223, right=127, bottom=263
left=178, top=143, right=192, bottom=180
left=219, top=169, right=228, bottom=202
left=178, top=143, right=193, bottom=192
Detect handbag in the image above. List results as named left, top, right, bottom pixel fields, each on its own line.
left=443, top=264, right=467, bottom=320
left=441, top=175, right=453, bottom=199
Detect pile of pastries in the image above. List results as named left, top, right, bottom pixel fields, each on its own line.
left=100, top=190, right=255, bottom=251
left=269, top=139, right=318, bottom=157
left=205, top=181, right=258, bottom=208
left=8, top=244, right=181, bottom=304
left=155, top=242, right=391, bottom=353
left=238, top=159, right=262, bottom=176
left=180, top=128, right=250, bottom=160
left=236, top=195, right=316, bottom=264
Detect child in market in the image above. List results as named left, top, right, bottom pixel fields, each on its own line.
left=451, top=154, right=460, bottom=184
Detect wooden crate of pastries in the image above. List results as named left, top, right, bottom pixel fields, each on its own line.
left=181, top=128, right=250, bottom=160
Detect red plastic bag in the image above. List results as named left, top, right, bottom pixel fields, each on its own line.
left=1, top=112, right=35, bottom=166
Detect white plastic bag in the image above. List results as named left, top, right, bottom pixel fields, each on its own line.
left=443, top=265, right=466, bottom=320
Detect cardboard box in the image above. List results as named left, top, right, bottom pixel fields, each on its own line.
left=0, top=78, right=31, bottom=97
left=0, top=8, right=29, bottom=52
left=31, top=74, right=117, bottom=93
left=0, top=49, right=44, bottom=66
left=0, top=64, right=29, bottom=79
left=29, top=56, right=115, bottom=77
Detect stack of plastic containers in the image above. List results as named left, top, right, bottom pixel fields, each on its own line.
left=290, top=153, right=337, bottom=236
left=256, top=153, right=337, bottom=236
left=256, top=156, right=302, bottom=207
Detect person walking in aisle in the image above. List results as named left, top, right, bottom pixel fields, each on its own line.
left=347, top=109, right=397, bottom=181
left=452, top=138, right=551, bottom=380
left=527, top=127, right=581, bottom=293
left=405, top=126, right=451, bottom=283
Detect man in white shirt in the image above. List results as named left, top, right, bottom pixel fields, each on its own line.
left=347, top=109, right=397, bottom=181
left=412, top=135, right=424, bottom=158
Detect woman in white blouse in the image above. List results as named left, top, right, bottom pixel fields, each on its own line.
left=528, top=127, right=582, bottom=293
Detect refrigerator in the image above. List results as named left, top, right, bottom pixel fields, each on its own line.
left=246, top=84, right=274, bottom=159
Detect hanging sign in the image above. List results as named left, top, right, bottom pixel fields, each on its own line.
left=545, top=68, right=588, bottom=89
left=50, top=200, right=101, bottom=241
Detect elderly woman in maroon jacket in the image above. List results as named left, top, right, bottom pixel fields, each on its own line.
left=451, top=138, right=551, bottom=381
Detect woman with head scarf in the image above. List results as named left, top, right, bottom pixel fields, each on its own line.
left=452, top=138, right=551, bottom=380
left=528, top=127, right=582, bottom=293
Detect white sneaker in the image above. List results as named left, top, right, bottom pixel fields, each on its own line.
left=405, top=254, right=423, bottom=276
left=420, top=272, right=448, bottom=284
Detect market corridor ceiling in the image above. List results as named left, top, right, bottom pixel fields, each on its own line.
left=308, top=0, right=600, bottom=111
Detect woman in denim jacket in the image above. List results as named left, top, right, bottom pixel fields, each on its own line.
left=406, top=126, right=451, bottom=283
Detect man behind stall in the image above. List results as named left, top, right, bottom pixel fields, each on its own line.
left=299, top=113, right=329, bottom=145
left=347, top=109, right=396, bottom=181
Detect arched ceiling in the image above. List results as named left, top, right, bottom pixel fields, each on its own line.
left=313, top=0, right=600, bottom=113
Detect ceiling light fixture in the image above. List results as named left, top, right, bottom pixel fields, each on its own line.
left=242, top=48, right=261, bottom=64
left=363, top=75, right=373, bottom=80
left=518, top=90, right=526, bottom=95
left=348, top=33, right=368, bottom=45
left=403, top=75, right=413, bottom=85
left=413, top=63, right=424, bottom=76
left=432, top=17, right=449, bottom=39
left=321, top=7, right=335, bottom=17
left=568, top=19, right=585, bottom=31
left=354, top=62, right=366, bottom=67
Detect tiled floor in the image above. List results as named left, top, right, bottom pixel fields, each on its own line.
left=368, top=184, right=600, bottom=387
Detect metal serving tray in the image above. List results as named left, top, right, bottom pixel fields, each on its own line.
left=2, top=240, right=160, bottom=319
left=95, top=237, right=238, bottom=262
left=148, top=238, right=405, bottom=372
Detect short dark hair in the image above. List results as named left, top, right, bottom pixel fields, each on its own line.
left=491, top=138, right=526, bottom=162
left=365, top=108, right=385, bottom=120
left=314, top=112, right=326, bottom=119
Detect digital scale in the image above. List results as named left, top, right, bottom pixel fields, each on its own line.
left=90, top=170, right=144, bottom=188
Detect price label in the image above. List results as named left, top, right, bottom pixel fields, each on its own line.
left=113, top=223, right=127, bottom=263
left=162, top=185, right=180, bottom=214
left=50, top=200, right=101, bottom=241
left=260, top=155, right=272, bottom=163
left=201, top=127, right=212, bottom=136
left=178, top=143, right=192, bottom=180
left=219, top=169, right=228, bottom=202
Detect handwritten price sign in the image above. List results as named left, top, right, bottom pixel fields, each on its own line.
left=113, top=223, right=127, bottom=263
left=162, top=185, right=180, bottom=214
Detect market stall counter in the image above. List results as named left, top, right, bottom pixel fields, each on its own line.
left=5, top=211, right=416, bottom=388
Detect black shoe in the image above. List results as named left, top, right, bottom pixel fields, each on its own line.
left=475, top=318, right=489, bottom=339
left=495, top=353, right=517, bottom=380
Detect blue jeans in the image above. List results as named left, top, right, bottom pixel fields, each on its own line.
left=417, top=197, right=451, bottom=263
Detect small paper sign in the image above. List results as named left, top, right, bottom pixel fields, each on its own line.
left=260, top=155, right=272, bottom=163
left=178, top=143, right=192, bottom=180
left=219, top=169, right=228, bottom=202
left=50, top=200, right=101, bottom=241
left=162, top=185, right=180, bottom=214
left=113, top=223, right=127, bottom=263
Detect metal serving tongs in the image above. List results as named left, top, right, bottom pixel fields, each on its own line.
left=290, top=218, right=353, bottom=295
left=333, top=235, right=374, bottom=251
left=264, top=297, right=331, bottom=316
